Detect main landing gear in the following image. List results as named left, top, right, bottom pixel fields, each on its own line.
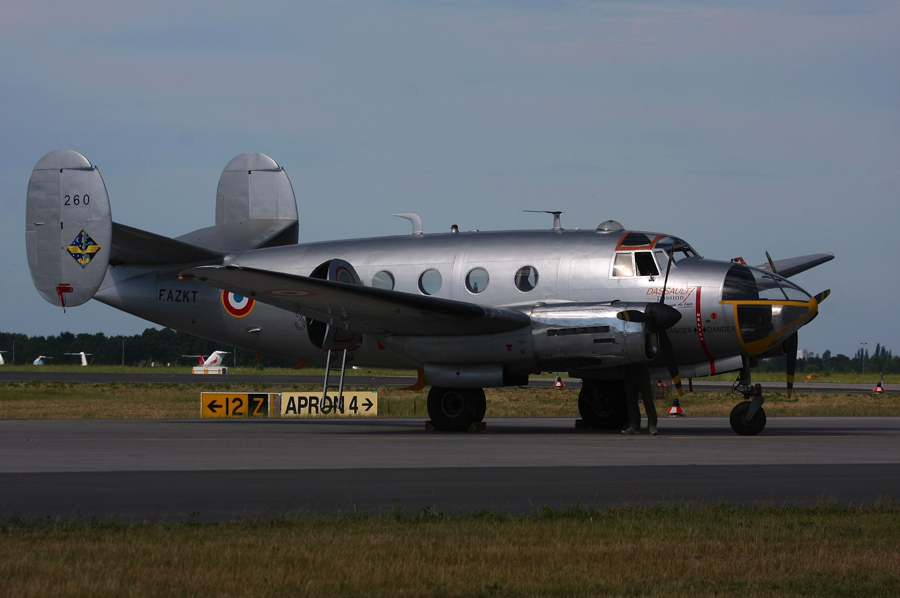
left=426, top=386, right=486, bottom=431
left=577, top=379, right=629, bottom=430
left=730, top=356, right=767, bottom=436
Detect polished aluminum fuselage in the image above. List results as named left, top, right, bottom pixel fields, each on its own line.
left=94, top=228, right=803, bottom=378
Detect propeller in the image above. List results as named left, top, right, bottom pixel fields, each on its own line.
left=617, top=248, right=685, bottom=397
left=768, top=249, right=833, bottom=399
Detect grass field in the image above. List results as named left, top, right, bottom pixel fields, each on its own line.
left=1, top=381, right=899, bottom=419
left=1, top=505, right=898, bottom=597
left=703, top=371, right=900, bottom=384
left=4, top=364, right=898, bottom=385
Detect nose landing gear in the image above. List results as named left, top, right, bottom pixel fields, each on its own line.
left=730, top=357, right=767, bottom=435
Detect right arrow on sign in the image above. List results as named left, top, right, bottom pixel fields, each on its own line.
left=363, top=398, right=373, bottom=412
left=207, top=400, right=221, bottom=413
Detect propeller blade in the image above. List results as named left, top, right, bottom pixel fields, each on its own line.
left=658, top=331, right=683, bottom=398
left=616, top=310, right=648, bottom=323
left=765, top=250, right=778, bottom=274
left=784, top=332, right=798, bottom=399
left=813, top=289, right=831, bottom=304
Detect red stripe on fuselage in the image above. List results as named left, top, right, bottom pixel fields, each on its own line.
left=695, top=286, right=716, bottom=374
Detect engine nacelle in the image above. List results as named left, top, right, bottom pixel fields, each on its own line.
left=530, top=302, right=657, bottom=371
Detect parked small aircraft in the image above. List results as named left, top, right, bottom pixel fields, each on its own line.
left=183, top=351, right=229, bottom=367
left=32, top=356, right=52, bottom=366
left=65, top=352, right=92, bottom=366
left=25, top=150, right=833, bottom=434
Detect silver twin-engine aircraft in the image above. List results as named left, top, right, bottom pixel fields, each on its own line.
left=25, top=150, right=833, bottom=435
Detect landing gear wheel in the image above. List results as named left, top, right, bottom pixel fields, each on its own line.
left=427, top=387, right=482, bottom=431
left=730, top=401, right=767, bottom=436
left=473, top=389, right=487, bottom=422
left=578, top=380, right=629, bottom=430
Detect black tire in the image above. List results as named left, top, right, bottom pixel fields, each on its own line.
left=427, top=387, right=481, bottom=431
left=730, top=401, right=767, bottom=436
left=578, top=380, right=629, bottom=430
left=473, top=388, right=487, bottom=422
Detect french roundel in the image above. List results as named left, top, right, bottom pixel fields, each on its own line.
left=222, top=292, right=255, bottom=317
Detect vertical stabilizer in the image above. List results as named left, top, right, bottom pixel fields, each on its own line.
left=216, top=153, right=297, bottom=225
left=25, top=150, right=112, bottom=308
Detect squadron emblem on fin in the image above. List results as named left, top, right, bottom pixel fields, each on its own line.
left=66, top=229, right=102, bottom=268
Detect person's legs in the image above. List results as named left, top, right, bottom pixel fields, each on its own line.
left=623, top=367, right=642, bottom=433
left=637, top=364, right=659, bottom=434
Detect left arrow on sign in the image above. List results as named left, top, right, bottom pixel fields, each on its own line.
left=363, top=398, right=373, bottom=412
left=207, top=400, right=221, bottom=413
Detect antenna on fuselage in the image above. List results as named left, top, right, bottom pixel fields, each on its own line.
left=524, top=210, right=563, bottom=231
left=393, top=213, right=424, bottom=236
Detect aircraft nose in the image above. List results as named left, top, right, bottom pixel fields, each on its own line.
left=721, top=264, right=817, bottom=356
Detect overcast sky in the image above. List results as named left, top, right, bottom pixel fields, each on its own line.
left=1, top=1, right=897, bottom=357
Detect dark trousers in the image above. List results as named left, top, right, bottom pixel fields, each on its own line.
left=624, top=363, right=659, bottom=430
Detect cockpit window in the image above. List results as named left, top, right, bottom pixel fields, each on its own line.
left=723, top=265, right=811, bottom=302
left=612, top=253, right=634, bottom=277
left=635, top=252, right=659, bottom=277
left=656, top=236, right=699, bottom=262
left=617, top=232, right=653, bottom=248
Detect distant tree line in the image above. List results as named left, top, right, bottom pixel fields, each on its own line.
left=757, top=343, right=898, bottom=375
left=0, top=329, right=299, bottom=368
left=1, top=329, right=896, bottom=375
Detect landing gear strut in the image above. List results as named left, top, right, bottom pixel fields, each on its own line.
left=730, top=356, right=767, bottom=436
left=427, top=387, right=486, bottom=431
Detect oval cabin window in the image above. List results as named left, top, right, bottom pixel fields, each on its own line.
left=465, top=268, right=489, bottom=294
left=418, top=269, right=442, bottom=295
left=514, top=266, right=538, bottom=292
left=372, top=271, right=394, bottom=290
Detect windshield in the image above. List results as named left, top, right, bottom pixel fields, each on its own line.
left=655, top=236, right=700, bottom=263
left=723, top=265, right=811, bottom=302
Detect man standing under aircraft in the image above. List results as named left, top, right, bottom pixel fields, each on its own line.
left=622, top=363, right=659, bottom=435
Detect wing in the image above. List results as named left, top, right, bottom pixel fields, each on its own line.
left=755, top=253, right=834, bottom=278
left=180, top=265, right=532, bottom=336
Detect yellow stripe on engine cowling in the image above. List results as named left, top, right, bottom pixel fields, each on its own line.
left=719, top=298, right=818, bottom=356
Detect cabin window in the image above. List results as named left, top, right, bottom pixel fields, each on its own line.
left=654, top=251, right=670, bottom=273
left=635, top=251, right=659, bottom=277
left=418, top=269, right=442, bottom=295
left=372, top=271, right=394, bottom=290
left=465, top=268, right=490, bottom=294
left=612, top=253, right=634, bottom=277
left=617, top=232, right=653, bottom=248
left=514, top=266, right=538, bottom=292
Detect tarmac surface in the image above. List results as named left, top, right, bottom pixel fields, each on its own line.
left=1, top=370, right=895, bottom=393
left=1, top=416, right=898, bottom=521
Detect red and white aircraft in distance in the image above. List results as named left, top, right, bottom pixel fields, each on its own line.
left=183, top=351, right=230, bottom=367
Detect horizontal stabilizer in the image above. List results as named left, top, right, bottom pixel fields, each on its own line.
left=180, top=265, right=532, bottom=337
left=755, top=253, right=834, bottom=278
left=175, top=219, right=298, bottom=254
left=110, top=223, right=223, bottom=266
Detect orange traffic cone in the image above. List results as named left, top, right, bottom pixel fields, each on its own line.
left=668, top=397, right=685, bottom=417
left=554, top=375, right=565, bottom=388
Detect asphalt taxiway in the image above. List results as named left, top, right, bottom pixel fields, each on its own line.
left=1, top=417, right=898, bottom=521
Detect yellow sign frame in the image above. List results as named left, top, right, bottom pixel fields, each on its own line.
left=201, top=393, right=274, bottom=418
left=281, top=392, right=378, bottom=418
